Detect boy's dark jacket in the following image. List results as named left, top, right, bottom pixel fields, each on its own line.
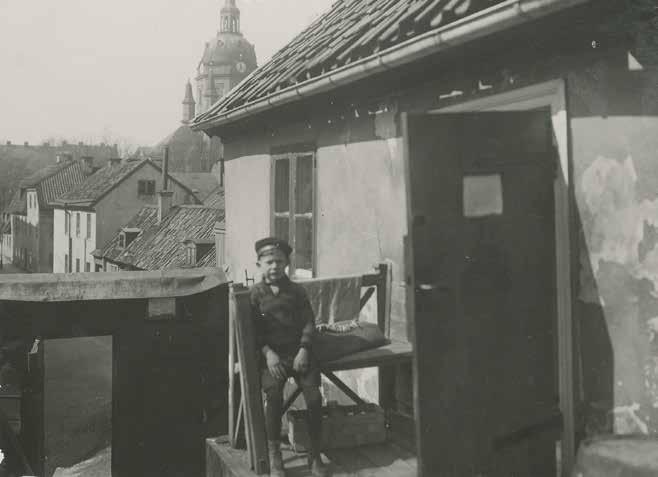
left=249, top=276, right=315, bottom=357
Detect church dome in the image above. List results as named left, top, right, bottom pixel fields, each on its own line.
left=195, top=0, right=257, bottom=115
left=200, top=33, right=256, bottom=70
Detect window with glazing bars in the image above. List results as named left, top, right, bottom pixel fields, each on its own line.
left=272, top=151, right=315, bottom=278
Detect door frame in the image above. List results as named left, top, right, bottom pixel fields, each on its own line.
left=406, top=79, right=575, bottom=476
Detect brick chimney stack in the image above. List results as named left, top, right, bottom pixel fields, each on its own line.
left=158, top=145, right=173, bottom=223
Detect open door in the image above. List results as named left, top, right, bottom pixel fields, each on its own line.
left=405, top=111, right=561, bottom=476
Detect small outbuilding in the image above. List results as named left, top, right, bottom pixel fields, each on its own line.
left=194, top=0, right=658, bottom=475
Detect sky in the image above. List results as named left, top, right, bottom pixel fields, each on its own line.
left=0, top=0, right=334, bottom=149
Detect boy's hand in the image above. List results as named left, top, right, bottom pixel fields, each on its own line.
left=265, top=349, right=286, bottom=381
left=293, top=348, right=310, bottom=374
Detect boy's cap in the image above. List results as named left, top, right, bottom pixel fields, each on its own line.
left=255, top=237, right=292, bottom=257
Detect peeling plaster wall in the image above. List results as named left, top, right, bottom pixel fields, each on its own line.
left=569, top=57, right=658, bottom=435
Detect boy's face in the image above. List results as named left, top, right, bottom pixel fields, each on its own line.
left=257, top=249, right=289, bottom=283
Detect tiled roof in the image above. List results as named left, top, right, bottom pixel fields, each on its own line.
left=202, top=187, right=225, bottom=210
left=56, top=159, right=146, bottom=205
left=94, top=206, right=159, bottom=263
left=171, top=173, right=219, bottom=202
left=20, top=160, right=92, bottom=208
left=195, top=0, right=504, bottom=124
left=96, top=205, right=224, bottom=271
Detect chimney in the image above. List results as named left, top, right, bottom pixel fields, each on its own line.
left=24, top=141, right=29, bottom=147
left=5, top=141, right=11, bottom=146
left=162, top=145, right=170, bottom=191
left=81, top=155, right=94, bottom=172
left=214, top=222, right=226, bottom=268
left=109, top=157, right=121, bottom=167
left=78, top=141, right=84, bottom=146
left=56, top=153, right=72, bottom=163
left=158, top=145, right=173, bottom=222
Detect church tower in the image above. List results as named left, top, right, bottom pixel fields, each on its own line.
left=195, top=0, right=257, bottom=114
left=220, top=0, right=240, bottom=33
left=181, top=81, right=196, bottom=124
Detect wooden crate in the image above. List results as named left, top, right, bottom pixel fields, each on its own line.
left=286, top=403, right=386, bottom=453
left=0, top=386, right=22, bottom=434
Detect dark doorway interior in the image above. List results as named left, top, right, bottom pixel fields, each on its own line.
left=44, top=336, right=112, bottom=477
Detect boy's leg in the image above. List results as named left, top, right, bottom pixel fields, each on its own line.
left=299, top=366, right=328, bottom=477
left=262, top=368, right=287, bottom=476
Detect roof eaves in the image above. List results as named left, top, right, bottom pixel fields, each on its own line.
left=192, top=0, right=591, bottom=132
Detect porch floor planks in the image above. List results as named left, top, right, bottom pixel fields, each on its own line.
left=207, top=437, right=417, bottom=477
left=356, top=443, right=417, bottom=477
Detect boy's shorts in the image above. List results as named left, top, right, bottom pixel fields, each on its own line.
left=261, top=354, right=321, bottom=392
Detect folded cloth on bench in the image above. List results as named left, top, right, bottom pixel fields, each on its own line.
left=312, top=321, right=388, bottom=363
left=298, top=276, right=362, bottom=325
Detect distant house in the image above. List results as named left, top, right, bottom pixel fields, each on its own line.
left=52, top=158, right=199, bottom=273
left=3, top=157, right=95, bottom=272
left=192, top=0, right=658, bottom=475
left=0, top=219, right=11, bottom=265
left=0, top=141, right=118, bottom=214
left=93, top=204, right=223, bottom=271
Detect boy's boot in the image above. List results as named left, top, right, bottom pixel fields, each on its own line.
left=308, top=451, right=328, bottom=477
left=268, top=440, right=285, bottom=477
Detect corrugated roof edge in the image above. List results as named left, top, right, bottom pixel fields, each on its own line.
left=191, top=0, right=590, bottom=132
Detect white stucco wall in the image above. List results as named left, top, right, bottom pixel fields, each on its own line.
left=53, top=209, right=66, bottom=273
left=224, top=154, right=270, bottom=283
left=53, top=209, right=95, bottom=273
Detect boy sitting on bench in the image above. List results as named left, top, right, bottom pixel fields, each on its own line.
left=250, top=237, right=328, bottom=477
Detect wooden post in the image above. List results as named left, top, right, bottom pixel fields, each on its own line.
left=228, top=293, right=236, bottom=447
left=376, top=261, right=395, bottom=420
left=232, top=289, right=270, bottom=475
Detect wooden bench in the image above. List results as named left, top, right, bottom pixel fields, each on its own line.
left=228, top=262, right=412, bottom=475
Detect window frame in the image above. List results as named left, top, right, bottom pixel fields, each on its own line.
left=76, top=212, right=80, bottom=237
left=86, top=213, right=92, bottom=239
left=270, top=150, right=317, bottom=278
left=138, top=179, right=156, bottom=196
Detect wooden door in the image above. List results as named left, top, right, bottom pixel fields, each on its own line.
left=405, top=111, right=560, bottom=477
